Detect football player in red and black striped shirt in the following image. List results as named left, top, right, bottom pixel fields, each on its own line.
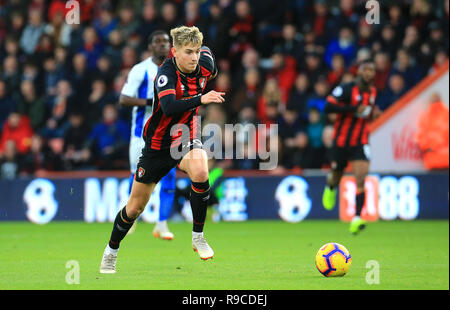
left=322, top=59, right=381, bottom=235
left=100, top=26, right=225, bottom=273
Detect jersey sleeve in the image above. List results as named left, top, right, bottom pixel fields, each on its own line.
left=324, top=83, right=357, bottom=114
left=156, top=62, right=202, bottom=116
left=155, top=62, right=178, bottom=100
left=327, top=84, right=350, bottom=104
left=199, top=46, right=218, bottom=80
left=121, top=64, right=144, bottom=97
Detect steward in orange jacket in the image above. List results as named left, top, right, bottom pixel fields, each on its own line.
left=416, top=96, right=449, bottom=170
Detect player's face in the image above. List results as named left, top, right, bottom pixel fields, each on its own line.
left=151, top=34, right=170, bottom=58
left=360, top=63, right=376, bottom=84
left=173, top=43, right=201, bottom=73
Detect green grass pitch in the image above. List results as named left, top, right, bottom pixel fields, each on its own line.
left=0, top=220, right=448, bottom=290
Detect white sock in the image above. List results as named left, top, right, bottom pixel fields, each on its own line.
left=352, top=216, right=360, bottom=222
left=105, top=244, right=119, bottom=255
left=192, top=231, right=204, bottom=238
left=156, top=220, right=166, bottom=229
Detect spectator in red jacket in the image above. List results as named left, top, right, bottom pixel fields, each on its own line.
left=257, top=78, right=282, bottom=125
left=265, top=52, right=297, bottom=105
left=374, top=51, right=392, bottom=92
left=327, top=53, right=346, bottom=87
left=231, top=68, right=261, bottom=119
left=229, top=0, right=255, bottom=46
left=0, top=112, right=34, bottom=155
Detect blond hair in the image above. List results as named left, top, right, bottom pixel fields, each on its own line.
left=170, top=26, right=203, bottom=48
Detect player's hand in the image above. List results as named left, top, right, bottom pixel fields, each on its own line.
left=372, top=105, right=382, bottom=119
left=201, top=91, right=225, bottom=105
left=355, top=105, right=372, bottom=118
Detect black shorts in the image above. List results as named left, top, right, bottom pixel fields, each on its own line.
left=330, top=144, right=371, bottom=171
left=135, top=139, right=203, bottom=184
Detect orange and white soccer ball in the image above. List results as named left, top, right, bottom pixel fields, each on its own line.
left=315, top=243, right=352, bottom=277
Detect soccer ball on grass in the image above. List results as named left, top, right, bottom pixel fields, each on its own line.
left=315, top=243, right=352, bottom=277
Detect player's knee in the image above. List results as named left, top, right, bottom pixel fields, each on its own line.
left=126, top=206, right=142, bottom=219
left=127, top=197, right=148, bottom=218
left=355, top=177, right=365, bottom=190
left=190, top=168, right=209, bottom=183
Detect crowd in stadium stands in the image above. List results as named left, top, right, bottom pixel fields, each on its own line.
left=0, top=0, right=448, bottom=178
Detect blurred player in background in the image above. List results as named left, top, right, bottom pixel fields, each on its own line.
left=119, top=30, right=175, bottom=240
left=100, top=26, right=223, bottom=273
left=322, top=59, right=381, bottom=235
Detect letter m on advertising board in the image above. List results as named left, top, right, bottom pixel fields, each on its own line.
left=84, top=178, right=129, bottom=222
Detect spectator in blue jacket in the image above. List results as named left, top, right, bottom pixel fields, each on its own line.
left=376, top=74, right=408, bottom=111
left=306, top=78, right=330, bottom=113
left=93, top=4, right=118, bottom=43
left=19, top=9, right=46, bottom=55
left=80, top=27, right=105, bottom=70
left=306, top=107, right=326, bottom=168
left=389, top=48, right=424, bottom=91
left=84, top=104, right=129, bottom=170
left=324, top=25, right=356, bottom=68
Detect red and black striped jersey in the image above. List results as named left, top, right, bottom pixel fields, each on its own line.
left=325, top=82, right=377, bottom=148
left=143, top=46, right=218, bottom=151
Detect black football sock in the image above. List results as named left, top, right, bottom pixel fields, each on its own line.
left=190, top=180, right=210, bottom=233
left=355, top=191, right=366, bottom=217
left=108, top=207, right=135, bottom=249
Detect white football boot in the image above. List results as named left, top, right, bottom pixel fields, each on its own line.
left=99, top=246, right=118, bottom=274
left=153, top=220, right=174, bottom=240
left=192, top=232, right=214, bottom=260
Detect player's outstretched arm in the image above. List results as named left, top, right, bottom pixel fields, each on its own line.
left=324, top=96, right=358, bottom=114
left=325, top=85, right=358, bottom=114
left=119, top=94, right=151, bottom=107
left=120, top=64, right=151, bottom=107
left=201, top=91, right=225, bottom=104
left=159, top=90, right=225, bottom=116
